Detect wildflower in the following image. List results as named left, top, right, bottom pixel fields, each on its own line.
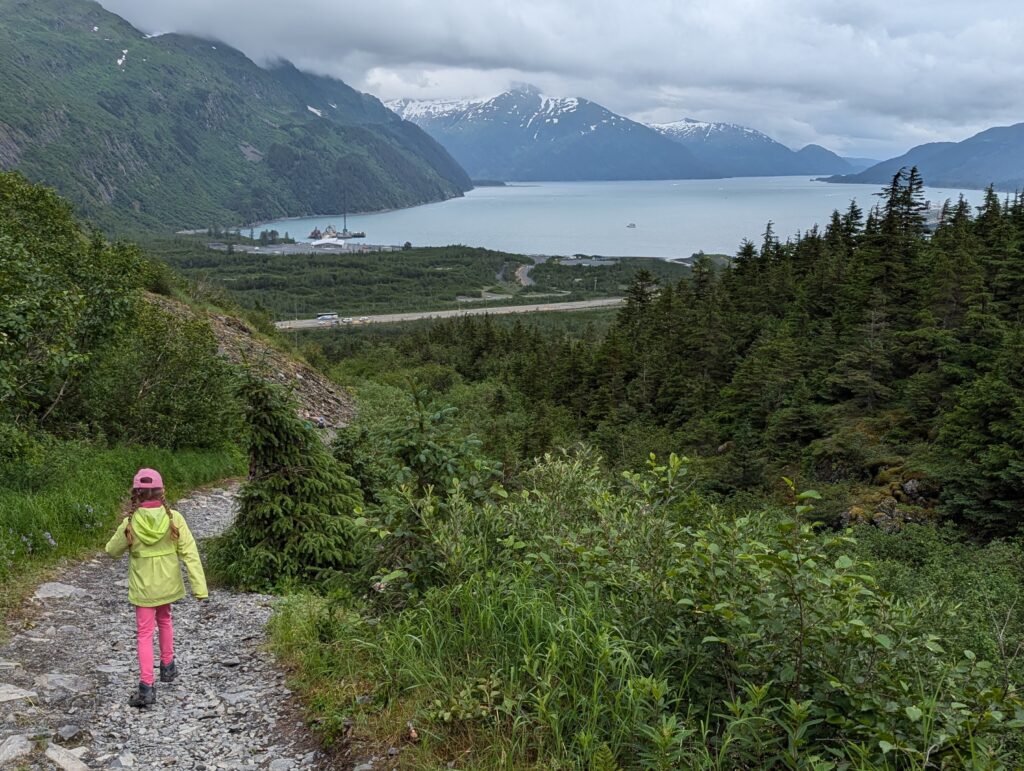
left=371, top=581, right=386, bottom=593
left=43, top=532, right=57, bottom=548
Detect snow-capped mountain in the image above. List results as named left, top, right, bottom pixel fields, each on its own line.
left=653, top=119, right=776, bottom=144
left=650, top=118, right=852, bottom=176
left=387, top=85, right=716, bottom=182
left=651, top=118, right=851, bottom=175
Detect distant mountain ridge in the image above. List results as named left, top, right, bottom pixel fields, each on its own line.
left=0, top=0, right=470, bottom=230
left=650, top=118, right=852, bottom=175
left=842, top=157, right=881, bottom=173
left=823, top=123, right=1024, bottom=191
left=390, top=89, right=852, bottom=181
left=387, top=86, right=716, bottom=182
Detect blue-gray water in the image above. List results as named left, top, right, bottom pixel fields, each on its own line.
left=257, top=177, right=982, bottom=259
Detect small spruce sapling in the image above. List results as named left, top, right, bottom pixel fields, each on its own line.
left=209, top=375, right=362, bottom=590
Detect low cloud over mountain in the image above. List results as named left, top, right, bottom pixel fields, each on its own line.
left=99, top=0, right=1024, bottom=159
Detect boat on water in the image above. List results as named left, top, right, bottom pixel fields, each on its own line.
left=308, top=224, right=366, bottom=240
left=308, top=195, right=366, bottom=240
left=626, top=222, right=637, bottom=228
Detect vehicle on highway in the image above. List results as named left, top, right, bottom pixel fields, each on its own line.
left=342, top=317, right=353, bottom=324
left=316, top=313, right=339, bottom=325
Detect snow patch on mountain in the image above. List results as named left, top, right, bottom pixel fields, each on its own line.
left=387, top=97, right=487, bottom=121
left=651, top=118, right=774, bottom=143
left=386, top=86, right=714, bottom=181
left=391, top=90, right=593, bottom=133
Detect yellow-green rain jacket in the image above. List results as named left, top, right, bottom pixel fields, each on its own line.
left=105, top=506, right=208, bottom=607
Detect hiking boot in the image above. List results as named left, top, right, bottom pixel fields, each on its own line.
left=128, top=682, right=156, bottom=708
left=160, top=659, right=179, bottom=683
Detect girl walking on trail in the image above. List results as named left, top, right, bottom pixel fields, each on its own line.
left=105, top=468, right=208, bottom=708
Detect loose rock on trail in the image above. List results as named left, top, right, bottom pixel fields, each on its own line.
left=0, top=486, right=331, bottom=771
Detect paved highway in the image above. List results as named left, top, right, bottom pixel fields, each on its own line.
left=275, top=297, right=625, bottom=330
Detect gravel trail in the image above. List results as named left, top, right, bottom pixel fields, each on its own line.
left=0, top=486, right=330, bottom=771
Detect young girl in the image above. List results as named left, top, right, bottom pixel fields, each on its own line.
left=105, top=468, right=208, bottom=707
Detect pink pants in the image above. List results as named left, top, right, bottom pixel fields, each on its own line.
left=135, top=604, right=174, bottom=685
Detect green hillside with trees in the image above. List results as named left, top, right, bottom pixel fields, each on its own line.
left=0, top=0, right=471, bottom=233
left=218, top=168, right=1024, bottom=767
left=0, top=170, right=245, bottom=610
left=6, top=169, right=1024, bottom=768
left=306, top=170, right=1024, bottom=536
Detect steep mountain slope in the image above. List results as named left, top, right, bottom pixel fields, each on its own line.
left=0, top=0, right=470, bottom=231
left=823, top=123, right=1024, bottom=190
left=842, top=156, right=881, bottom=173
left=650, top=119, right=851, bottom=176
left=793, top=143, right=852, bottom=174
left=388, top=86, right=716, bottom=182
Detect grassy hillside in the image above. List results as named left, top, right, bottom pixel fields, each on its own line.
left=7, top=168, right=1024, bottom=767
left=0, top=171, right=349, bottom=614
left=0, top=0, right=471, bottom=233
left=224, top=171, right=1024, bottom=768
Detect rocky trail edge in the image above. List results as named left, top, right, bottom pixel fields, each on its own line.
left=0, top=486, right=333, bottom=771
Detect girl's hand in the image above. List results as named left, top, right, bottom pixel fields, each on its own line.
left=198, top=597, right=215, bottom=621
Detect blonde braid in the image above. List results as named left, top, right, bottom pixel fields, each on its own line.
left=160, top=493, right=180, bottom=541
left=122, top=489, right=142, bottom=547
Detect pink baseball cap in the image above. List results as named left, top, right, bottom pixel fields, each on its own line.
left=132, top=468, right=164, bottom=489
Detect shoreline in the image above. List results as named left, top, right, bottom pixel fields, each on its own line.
left=176, top=188, right=470, bottom=235
left=178, top=177, right=984, bottom=259
left=239, top=187, right=477, bottom=230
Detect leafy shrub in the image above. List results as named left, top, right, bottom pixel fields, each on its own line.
left=273, top=452, right=1024, bottom=768
left=0, top=172, right=142, bottom=421
left=57, top=305, right=240, bottom=448
left=0, top=423, right=47, bottom=490
left=852, top=524, right=1024, bottom=690
left=338, top=388, right=502, bottom=597
left=138, top=257, right=176, bottom=296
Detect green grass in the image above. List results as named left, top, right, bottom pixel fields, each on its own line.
left=0, top=440, right=244, bottom=620
left=270, top=582, right=652, bottom=769
left=267, top=452, right=1024, bottom=768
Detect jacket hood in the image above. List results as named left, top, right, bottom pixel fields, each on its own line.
left=132, top=507, right=171, bottom=545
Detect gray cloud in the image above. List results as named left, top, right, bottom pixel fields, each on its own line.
left=98, top=0, right=1024, bottom=157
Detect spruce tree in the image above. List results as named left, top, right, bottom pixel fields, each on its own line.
left=208, top=375, right=362, bottom=590
left=936, top=328, right=1024, bottom=535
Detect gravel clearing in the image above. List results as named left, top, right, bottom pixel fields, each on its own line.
left=0, top=486, right=340, bottom=771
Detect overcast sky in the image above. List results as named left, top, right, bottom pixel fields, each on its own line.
left=99, top=0, right=1023, bottom=158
